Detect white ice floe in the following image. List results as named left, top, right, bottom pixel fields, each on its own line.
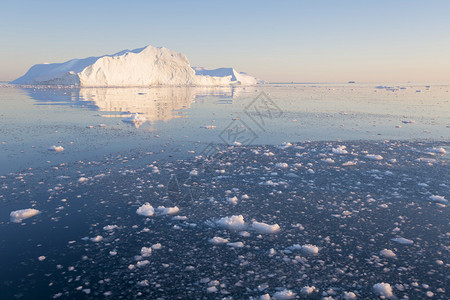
left=379, top=249, right=396, bottom=258
left=103, top=225, right=118, bottom=231
left=136, top=260, right=150, bottom=267
left=209, top=237, right=229, bottom=244
left=78, top=177, right=89, bottom=183
left=227, top=196, right=238, bottom=205
left=365, top=154, right=383, bottom=160
left=90, top=235, right=103, bottom=242
left=275, top=162, right=289, bottom=168
left=151, top=243, right=162, bottom=250
left=216, top=215, right=246, bottom=230
left=38, top=256, right=46, bottom=261
left=429, top=195, right=448, bottom=204
left=391, top=237, right=413, bottom=245
left=332, top=145, right=348, bottom=154
left=251, top=221, right=280, bottom=234
left=273, top=289, right=296, bottom=299
left=301, top=244, right=319, bottom=255
left=373, top=282, right=394, bottom=298
left=136, top=203, right=154, bottom=217
left=321, top=158, right=335, bottom=163
left=343, top=291, right=357, bottom=299
left=301, top=286, right=317, bottom=295
left=227, top=241, right=244, bottom=248
left=122, top=113, right=147, bottom=126
left=427, top=147, right=446, bottom=154
left=10, top=208, right=41, bottom=223
left=48, top=145, right=64, bottom=152
left=156, top=206, right=180, bottom=215
left=342, top=161, right=357, bottom=166
left=415, top=157, right=436, bottom=163
left=140, top=247, right=152, bottom=257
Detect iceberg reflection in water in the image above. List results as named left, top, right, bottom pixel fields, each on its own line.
left=24, top=86, right=253, bottom=128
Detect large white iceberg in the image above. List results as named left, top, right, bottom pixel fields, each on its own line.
left=12, top=45, right=263, bottom=86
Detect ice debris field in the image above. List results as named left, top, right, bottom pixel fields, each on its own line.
left=1, top=139, right=448, bottom=299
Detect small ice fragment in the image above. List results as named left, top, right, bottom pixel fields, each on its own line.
left=78, top=177, right=89, bottom=183
left=156, top=206, right=179, bottom=215
left=38, top=256, right=46, bottom=261
left=10, top=208, right=40, bottom=223
left=429, top=195, right=448, bottom=204
left=373, top=283, right=394, bottom=298
left=273, top=289, right=296, bottom=299
left=136, top=203, right=154, bottom=217
left=209, top=237, right=229, bottom=244
left=391, top=237, right=413, bottom=245
left=301, top=286, right=317, bottom=295
left=227, top=241, right=244, bottom=248
left=227, top=196, right=238, bottom=205
left=380, top=249, right=396, bottom=258
left=365, top=154, right=383, bottom=160
left=103, top=225, right=118, bottom=231
left=301, top=244, right=319, bottom=255
left=216, top=215, right=246, bottom=230
left=427, top=147, right=446, bottom=154
left=332, top=145, right=348, bottom=154
left=90, top=235, right=103, bottom=242
left=140, top=247, right=152, bottom=257
left=48, top=145, right=64, bottom=152
left=275, top=162, right=288, bottom=168
left=251, top=221, right=280, bottom=233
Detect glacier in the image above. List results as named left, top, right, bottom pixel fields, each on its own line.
left=11, top=45, right=263, bottom=87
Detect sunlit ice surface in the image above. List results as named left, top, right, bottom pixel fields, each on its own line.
left=0, top=83, right=448, bottom=299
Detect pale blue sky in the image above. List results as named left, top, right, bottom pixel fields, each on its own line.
left=1, top=0, right=450, bottom=82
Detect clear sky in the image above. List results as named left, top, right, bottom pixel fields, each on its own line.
left=1, top=0, right=450, bottom=83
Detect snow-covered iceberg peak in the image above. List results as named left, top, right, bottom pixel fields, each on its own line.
left=12, top=45, right=262, bottom=87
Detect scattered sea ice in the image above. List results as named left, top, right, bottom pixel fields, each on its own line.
left=332, top=145, right=348, bottom=154
left=227, top=242, right=244, bottom=248
left=429, top=195, right=448, bottom=204
left=10, top=208, right=40, bottom=223
left=209, top=237, right=229, bottom=244
left=156, top=206, right=180, bottom=215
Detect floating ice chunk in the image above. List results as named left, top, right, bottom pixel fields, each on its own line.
left=321, top=158, right=335, bottom=163
left=277, top=142, right=292, bottom=149
left=151, top=243, right=162, bottom=250
left=373, top=283, right=394, bottom=298
left=140, top=247, right=152, bottom=257
left=136, top=260, right=149, bottom=267
left=227, top=241, right=244, bottom=248
left=342, top=161, right=357, bottom=166
left=10, top=208, right=40, bottom=223
left=391, top=237, right=413, bottom=245
left=38, top=256, right=46, bottom=261
left=156, top=206, right=180, bottom=215
left=122, top=113, right=147, bottom=125
left=48, top=145, right=64, bottom=152
left=189, top=170, right=198, bottom=176
left=216, top=215, right=246, bottom=230
left=137, top=280, right=149, bottom=287
left=78, top=177, right=89, bottom=183
left=103, top=225, right=118, bottom=231
left=209, top=237, right=229, bottom=244
left=427, top=147, right=446, bottom=154
left=301, top=286, right=317, bottom=295
left=260, top=294, right=271, bottom=300
left=366, top=154, right=383, bottom=160
left=90, top=235, right=103, bottom=242
left=227, top=196, right=238, bottom=205
left=275, top=162, right=289, bottom=168
left=343, top=291, right=357, bottom=299
left=415, top=157, right=436, bottom=163
left=429, top=195, right=448, bottom=204
left=273, top=289, right=296, bottom=299
left=206, top=286, right=218, bottom=293
left=136, top=203, right=154, bottom=217
left=241, top=194, right=250, bottom=199
left=380, top=249, right=396, bottom=258
left=301, top=244, right=319, bottom=255
left=251, top=221, right=280, bottom=234
left=332, top=145, right=348, bottom=154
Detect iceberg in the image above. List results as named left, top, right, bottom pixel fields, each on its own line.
left=12, top=45, right=262, bottom=87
